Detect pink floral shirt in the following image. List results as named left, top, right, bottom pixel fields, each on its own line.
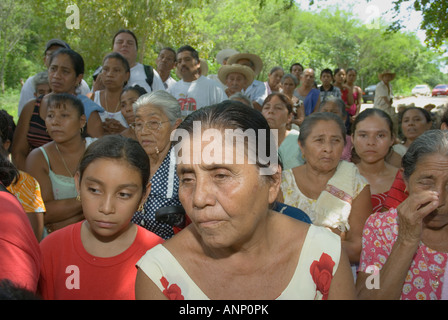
left=359, top=208, right=447, bottom=300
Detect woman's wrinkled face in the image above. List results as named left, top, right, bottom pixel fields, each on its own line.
left=300, top=120, right=345, bottom=173
left=268, top=69, right=284, bottom=87
left=134, top=105, right=174, bottom=157
left=177, top=132, right=280, bottom=249
left=320, top=102, right=344, bottom=119
left=35, top=83, right=51, bottom=97
left=352, top=115, right=394, bottom=164
left=401, top=109, right=432, bottom=141
left=406, top=153, right=448, bottom=230
left=261, top=95, right=292, bottom=130
left=281, top=77, right=296, bottom=95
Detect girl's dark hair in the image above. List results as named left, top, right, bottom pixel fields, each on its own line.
left=299, top=112, right=347, bottom=146
left=262, top=92, right=293, bottom=114
left=176, top=100, right=278, bottom=174
left=352, top=108, right=394, bottom=138
left=47, top=93, right=85, bottom=117
left=77, top=135, right=150, bottom=193
left=0, top=152, right=19, bottom=188
left=49, top=48, right=85, bottom=76
left=102, top=52, right=131, bottom=74
left=112, top=29, right=139, bottom=49
left=0, top=110, right=15, bottom=149
left=121, top=85, right=147, bottom=98
left=334, top=68, right=345, bottom=75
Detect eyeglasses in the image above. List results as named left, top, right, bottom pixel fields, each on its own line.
left=130, top=120, right=170, bottom=132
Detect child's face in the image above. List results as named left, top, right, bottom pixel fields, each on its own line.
left=120, top=90, right=140, bottom=125
left=320, top=73, right=333, bottom=86
left=75, top=158, right=150, bottom=240
left=34, top=83, right=51, bottom=97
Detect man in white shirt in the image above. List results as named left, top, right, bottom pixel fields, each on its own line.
left=18, top=39, right=90, bottom=116
left=156, top=47, right=177, bottom=90
left=168, top=45, right=227, bottom=118
left=373, top=70, right=395, bottom=116
left=227, top=53, right=267, bottom=110
left=93, top=29, right=165, bottom=94
left=112, top=29, right=165, bottom=93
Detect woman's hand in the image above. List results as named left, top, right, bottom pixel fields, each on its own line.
left=103, top=118, right=126, bottom=135
left=396, top=190, right=439, bottom=246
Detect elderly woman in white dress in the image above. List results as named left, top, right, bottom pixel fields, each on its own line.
left=280, top=112, right=372, bottom=264
left=135, top=101, right=355, bottom=300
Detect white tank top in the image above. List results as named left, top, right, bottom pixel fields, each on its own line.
left=94, top=91, right=129, bottom=128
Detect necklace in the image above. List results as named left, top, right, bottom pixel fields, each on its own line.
left=55, top=143, right=74, bottom=178
left=420, top=242, right=445, bottom=289
left=104, top=91, right=120, bottom=114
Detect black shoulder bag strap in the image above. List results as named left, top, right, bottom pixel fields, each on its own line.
left=144, top=65, right=154, bottom=90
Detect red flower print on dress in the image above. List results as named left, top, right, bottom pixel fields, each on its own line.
left=160, top=277, right=184, bottom=300
left=310, top=253, right=335, bottom=300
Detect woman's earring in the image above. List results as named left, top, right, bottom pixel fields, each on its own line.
left=138, top=204, right=144, bottom=212
left=76, top=195, right=81, bottom=201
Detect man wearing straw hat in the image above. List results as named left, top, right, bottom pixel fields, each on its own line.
left=373, top=70, right=396, bottom=116
left=227, top=53, right=268, bottom=110
left=218, top=64, right=255, bottom=98
left=207, top=49, right=239, bottom=88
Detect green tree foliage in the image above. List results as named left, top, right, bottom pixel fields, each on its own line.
left=187, top=0, right=446, bottom=93
left=0, top=0, right=35, bottom=92
left=388, top=0, right=448, bottom=49
left=29, top=0, right=207, bottom=84
left=0, top=0, right=446, bottom=97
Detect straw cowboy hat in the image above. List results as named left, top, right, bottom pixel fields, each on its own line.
left=216, top=49, right=239, bottom=65
left=379, top=70, right=396, bottom=81
left=218, top=64, right=255, bottom=88
left=227, top=53, right=263, bottom=77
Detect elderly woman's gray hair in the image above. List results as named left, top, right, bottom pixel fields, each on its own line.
left=402, top=130, right=448, bottom=180
left=33, top=71, right=49, bottom=91
left=319, top=96, right=347, bottom=118
left=281, top=73, right=299, bottom=87
left=133, top=90, right=181, bottom=125
left=299, top=112, right=347, bottom=147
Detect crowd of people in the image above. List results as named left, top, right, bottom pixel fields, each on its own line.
left=1, top=28, right=448, bottom=301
